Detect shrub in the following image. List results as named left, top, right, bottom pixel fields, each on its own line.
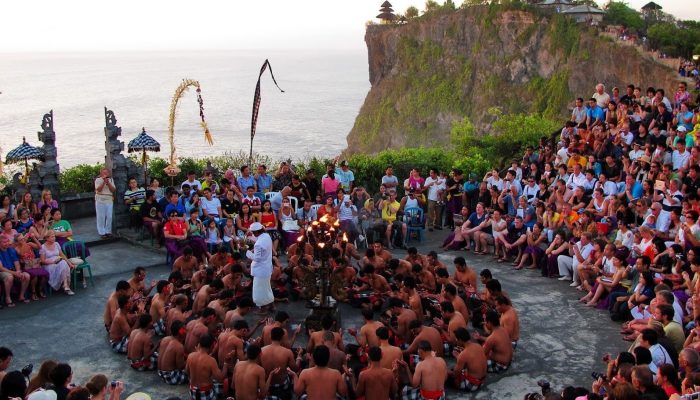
left=59, top=164, right=103, bottom=194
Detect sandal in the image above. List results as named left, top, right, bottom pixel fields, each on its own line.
left=31, top=294, right=38, bottom=301
left=497, top=258, right=506, bottom=263
left=64, top=289, right=75, bottom=296
left=6, top=302, right=15, bottom=308
left=19, top=298, right=30, bottom=304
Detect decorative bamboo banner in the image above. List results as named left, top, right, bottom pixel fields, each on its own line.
left=250, top=60, right=284, bottom=163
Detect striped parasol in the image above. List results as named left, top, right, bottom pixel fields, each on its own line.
left=127, top=128, right=160, bottom=184
left=5, top=137, right=44, bottom=185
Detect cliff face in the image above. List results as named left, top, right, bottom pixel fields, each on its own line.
left=345, top=6, right=680, bottom=155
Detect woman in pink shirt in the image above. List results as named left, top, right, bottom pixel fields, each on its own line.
left=322, top=170, right=341, bottom=198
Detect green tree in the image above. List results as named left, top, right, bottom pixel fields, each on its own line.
left=443, top=0, right=456, bottom=10
left=603, top=1, right=644, bottom=31
left=424, top=0, right=440, bottom=13
left=647, top=22, right=699, bottom=58
left=405, top=5, right=420, bottom=19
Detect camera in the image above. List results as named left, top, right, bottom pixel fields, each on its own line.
left=111, top=381, right=117, bottom=389
left=682, top=393, right=700, bottom=400
left=591, top=372, right=607, bottom=381
left=21, top=364, right=33, bottom=378
left=536, top=379, right=551, bottom=395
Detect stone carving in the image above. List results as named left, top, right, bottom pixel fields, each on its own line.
left=104, top=107, right=144, bottom=229
left=27, top=110, right=60, bottom=199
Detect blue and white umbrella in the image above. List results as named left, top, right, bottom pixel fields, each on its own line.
left=5, top=137, right=44, bottom=184
left=127, top=128, right=160, bottom=184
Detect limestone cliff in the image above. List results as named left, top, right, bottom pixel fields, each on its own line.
left=345, top=5, right=680, bottom=155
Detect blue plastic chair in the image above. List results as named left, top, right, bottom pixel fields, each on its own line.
left=62, top=241, right=94, bottom=290
left=404, top=207, right=425, bottom=244
left=254, top=192, right=266, bottom=204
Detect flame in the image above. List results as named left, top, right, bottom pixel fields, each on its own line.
left=342, top=233, right=348, bottom=242
left=312, top=221, right=320, bottom=227
left=320, top=215, right=329, bottom=224
left=297, top=235, right=304, bottom=242
left=333, top=220, right=340, bottom=228
left=318, top=242, right=325, bottom=249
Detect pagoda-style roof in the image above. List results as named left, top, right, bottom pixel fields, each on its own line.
left=381, top=1, right=393, bottom=7
left=376, top=12, right=397, bottom=20
left=641, top=1, right=662, bottom=10
left=562, top=4, right=605, bottom=14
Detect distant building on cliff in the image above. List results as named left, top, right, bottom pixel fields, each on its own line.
left=561, top=5, right=605, bottom=25
left=534, top=0, right=572, bottom=13
left=376, top=1, right=397, bottom=24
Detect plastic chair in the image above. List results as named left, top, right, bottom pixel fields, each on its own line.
left=287, top=196, right=299, bottom=211
left=310, top=204, right=322, bottom=215
left=265, top=192, right=279, bottom=201
left=404, top=207, right=425, bottom=244
left=62, top=241, right=94, bottom=290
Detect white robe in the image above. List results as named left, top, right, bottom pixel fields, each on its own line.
left=247, top=232, right=273, bottom=306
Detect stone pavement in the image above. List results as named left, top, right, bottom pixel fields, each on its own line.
left=0, top=225, right=627, bottom=399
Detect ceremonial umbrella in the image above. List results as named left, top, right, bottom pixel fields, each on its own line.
left=5, top=137, right=44, bottom=186
left=127, top=127, right=161, bottom=185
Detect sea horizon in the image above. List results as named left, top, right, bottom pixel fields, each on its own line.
left=0, top=49, right=370, bottom=169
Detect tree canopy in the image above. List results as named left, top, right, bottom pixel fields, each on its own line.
left=603, top=1, right=644, bottom=31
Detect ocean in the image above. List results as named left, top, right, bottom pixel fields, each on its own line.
left=0, top=50, right=370, bottom=169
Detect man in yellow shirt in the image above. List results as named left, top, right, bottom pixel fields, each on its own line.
left=378, top=191, right=407, bottom=249
left=566, top=149, right=587, bottom=170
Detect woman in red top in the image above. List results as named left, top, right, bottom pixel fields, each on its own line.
left=237, top=203, right=257, bottom=233
left=163, top=211, right=207, bottom=262
left=259, top=200, right=279, bottom=255
left=316, top=195, right=337, bottom=223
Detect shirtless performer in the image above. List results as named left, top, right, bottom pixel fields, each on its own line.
left=224, top=297, right=256, bottom=328
left=103, top=280, right=130, bottom=332
left=372, top=241, right=393, bottom=264
left=310, top=331, right=347, bottom=372
left=350, top=309, right=384, bottom=348
left=495, top=295, right=520, bottom=349
left=261, top=327, right=298, bottom=400
left=397, top=340, right=448, bottom=400
left=401, top=277, right=424, bottom=322
left=127, top=314, right=158, bottom=371
left=354, top=264, right=391, bottom=310
left=261, top=311, right=302, bottom=348
left=208, top=289, right=234, bottom=322
left=192, top=268, right=215, bottom=298
left=173, top=247, right=198, bottom=281
left=233, top=345, right=278, bottom=400
left=218, top=320, right=248, bottom=368
left=192, top=278, right=223, bottom=316
left=158, top=320, right=188, bottom=385
left=150, top=280, right=171, bottom=336
left=451, top=328, right=487, bottom=393
left=109, top=295, right=138, bottom=354
left=442, top=284, right=469, bottom=324
left=336, top=239, right=361, bottom=262
left=425, top=251, right=446, bottom=273
left=355, top=346, right=398, bottom=400
left=208, top=246, right=231, bottom=272
left=385, top=298, right=417, bottom=346
left=405, top=247, right=428, bottom=270
left=127, top=266, right=156, bottom=299
left=433, top=301, right=467, bottom=351
left=307, top=315, right=344, bottom=353
left=404, top=320, right=444, bottom=358
left=288, top=243, right=315, bottom=275
left=360, top=249, right=386, bottom=272
left=293, top=345, right=350, bottom=400
left=186, top=335, right=230, bottom=400
left=376, top=327, right=403, bottom=370
left=452, top=257, right=478, bottom=294
left=165, top=295, right=191, bottom=336
left=479, top=310, right=513, bottom=373
left=185, top=308, right=218, bottom=354
left=389, top=258, right=412, bottom=277
left=412, top=264, right=436, bottom=292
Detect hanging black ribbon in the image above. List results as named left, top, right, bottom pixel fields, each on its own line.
left=251, top=59, right=285, bottom=143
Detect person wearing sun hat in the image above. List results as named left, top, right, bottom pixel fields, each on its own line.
left=246, top=222, right=274, bottom=314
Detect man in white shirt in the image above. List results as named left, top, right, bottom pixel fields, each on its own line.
left=181, top=171, right=202, bottom=192
left=592, top=83, right=610, bottom=108
left=566, top=164, right=587, bottom=190
left=672, top=141, right=690, bottom=172
left=338, top=195, right=359, bottom=242
left=424, top=169, right=445, bottom=231
left=246, top=222, right=274, bottom=313
left=200, top=187, right=222, bottom=225
left=629, top=142, right=644, bottom=161
left=558, top=233, right=593, bottom=286
left=570, top=99, right=587, bottom=125
left=95, top=168, right=116, bottom=238
left=596, top=173, right=618, bottom=198
left=381, top=166, right=399, bottom=190
left=639, top=329, right=671, bottom=370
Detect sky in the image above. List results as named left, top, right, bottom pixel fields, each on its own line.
left=0, top=0, right=698, bottom=53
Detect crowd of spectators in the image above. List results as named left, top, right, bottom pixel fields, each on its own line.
left=0, top=190, right=88, bottom=308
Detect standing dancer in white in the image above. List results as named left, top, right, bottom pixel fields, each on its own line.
left=246, top=222, right=275, bottom=314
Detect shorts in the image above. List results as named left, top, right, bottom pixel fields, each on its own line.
left=487, top=359, right=510, bottom=374
left=154, top=318, right=166, bottom=336
left=130, top=352, right=158, bottom=371
left=110, top=337, right=128, bottom=354
left=401, top=386, right=445, bottom=400
left=158, top=369, right=188, bottom=385
left=189, top=383, right=222, bottom=400
left=268, top=375, right=292, bottom=400
left=0, top=271, right=12, bottom=281
left=455, top=372, right=485, bottom=392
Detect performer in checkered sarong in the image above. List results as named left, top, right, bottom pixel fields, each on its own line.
left=185, top=335, right=231, bottom=400
left=157, top=320, right=188, bottom=385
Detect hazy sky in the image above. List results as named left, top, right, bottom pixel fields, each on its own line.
left=1, top=0, right=698, bottom=53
